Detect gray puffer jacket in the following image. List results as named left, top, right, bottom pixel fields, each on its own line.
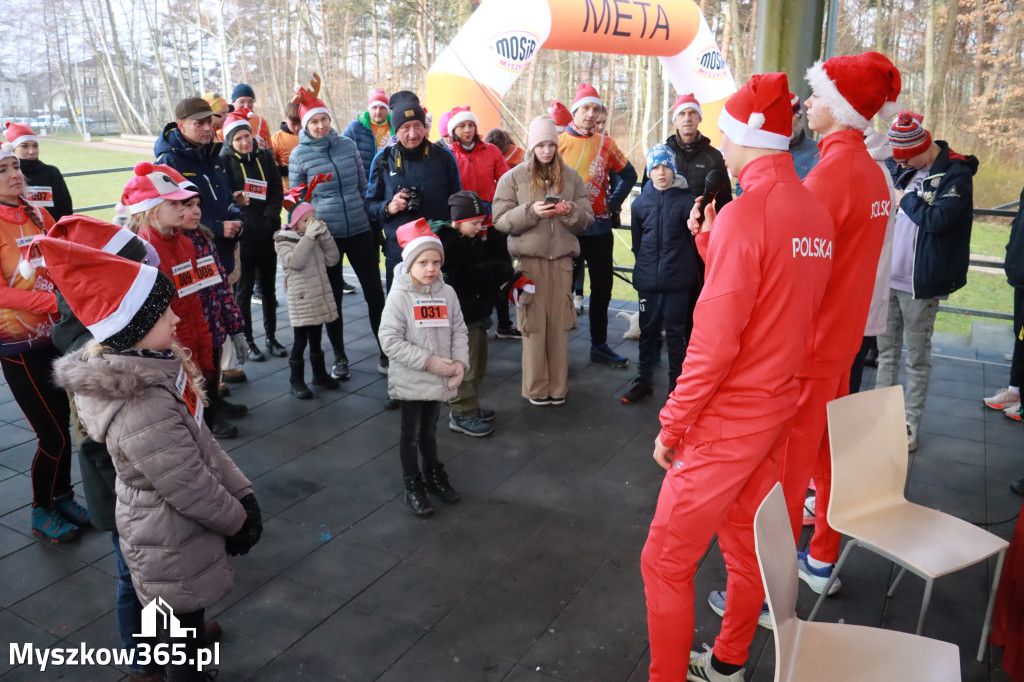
left=274, top=226, right=340, bottom=327
left=288, top=129, right=372, bottom=239
left=53, top=350, right=252, bottom=613
left=379, top=264, right=469, bottom=402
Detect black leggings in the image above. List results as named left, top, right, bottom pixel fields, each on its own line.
left=485, top=231, right=513, bottom=329
left=290, top=325, right=323, bottom=363
left=0, top=346, right=72, bottom=507
left=577, top=231, right=614, bottom=346
left=399, top=400, right=441, bottom=477
left=159, top=606, right=205, bottom=682
left=236, top=249, right=278, bottom=342
left=324, top=230, right=387, bottom=359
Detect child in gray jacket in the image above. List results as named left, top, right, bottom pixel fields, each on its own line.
left=378, top=218, right=469, bottom=516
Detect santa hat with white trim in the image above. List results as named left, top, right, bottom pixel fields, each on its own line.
left=570, top=83, right=602, bottom=113
left=121, top=162, right=198, bottom=215
left=295, top=86, right=330, bottom=129
left=548, top=101, right=572, bottom=131
left=0, top=142, right=16, bottom=162
left=717, top=72, right=793, bottom=151
left=222, top=107, right=253, bottom=144
left=48, top=214, right=148, bottom=261
left=368, top=89, right=389, bottom=111
left=4, top=121, right=37, bottom=149
left=447, top=106, right=478, bottom=134
left=397, top=218, right=444, bottom=265
left=23, top=236, right=176, bottom=350
left=672, top=93, right=702, bottom=120
left=806, top=51, right=901, bottom=130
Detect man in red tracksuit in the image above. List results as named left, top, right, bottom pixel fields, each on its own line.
left=641, top=72, right=834, bottom=682
left=776, top=52, right=902, bottom=597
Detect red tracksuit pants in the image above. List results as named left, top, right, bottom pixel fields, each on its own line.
left=779, top=373, right=848, bottom=563
left=641, top=419, right=792, bottom=679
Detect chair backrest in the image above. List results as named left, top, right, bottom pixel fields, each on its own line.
left=754, top=483, right=801, bottom=682
left=825, top=385, right=909, bottom=528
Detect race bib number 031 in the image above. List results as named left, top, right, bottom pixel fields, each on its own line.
left=412, top=298, right=449, bottom=327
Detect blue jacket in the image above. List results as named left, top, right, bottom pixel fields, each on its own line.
left=154, top=122, right=241, bottom=271
left=789, top=131, right=819, bottom=180
left=342, top=111, right=393, bottom=180
left=629, top=179, right=701, bottom=293
left=289, top=129, right=372, bottom=239
left=894, top=141, right=978, bottom=299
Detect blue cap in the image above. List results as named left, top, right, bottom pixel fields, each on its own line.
left=645, top=143, right=678, bottom=176
left=231, top=83, right=256, bottom=102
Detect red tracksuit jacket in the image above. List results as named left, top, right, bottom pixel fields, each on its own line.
left=659, top=153, right=834, bottom=446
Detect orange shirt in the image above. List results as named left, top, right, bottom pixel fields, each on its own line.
left=0, top=203, right=57, bottom=353
left=504, top=144, right=525, bottom=168
left=558, top=129, right=628, bottom=217
left=371, top=122, right=391, bottom=151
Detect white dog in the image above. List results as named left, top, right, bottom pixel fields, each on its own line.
left=617, top=311, right=640, bottom=340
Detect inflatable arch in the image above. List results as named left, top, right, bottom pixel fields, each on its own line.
left=424, top=0, right=737, bottom=146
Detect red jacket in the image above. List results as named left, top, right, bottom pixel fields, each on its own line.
left=799, top=129, right=890, bottom=378
left=137, top=225, right=215, bottom=373
left=448, top=140, right=509, bottom=203
left=659, top=153, right=834, bottom=447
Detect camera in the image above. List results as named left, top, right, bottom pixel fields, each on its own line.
left=400, top=187, right=422, bottom=213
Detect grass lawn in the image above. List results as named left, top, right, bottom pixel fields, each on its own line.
left=38, top=138, right=150, bottom=219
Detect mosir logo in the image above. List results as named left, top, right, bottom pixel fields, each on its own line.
left=492, top=30, right=539, bottom=73
left=696, top=45, right=728, bottom=80
left=792, top=237, right=833, bottom=259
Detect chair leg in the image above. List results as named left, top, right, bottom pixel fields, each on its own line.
left=809, top=539, right=857, bottom=622
left=915, top=578, right=934, bottom=636
left=887, top=565, right=907, bottom=597
left=977, top=548, right=1006, bottom=663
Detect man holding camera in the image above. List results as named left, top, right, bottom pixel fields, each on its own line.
left=366, top=90, right=462, bottom=292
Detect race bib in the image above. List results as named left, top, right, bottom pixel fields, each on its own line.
left=171, top=260, right=198, bottom=297
left=25, top=186, right=54, bottom=208
left=15, top=235, right=34, bottom=248
left=244, top=178, right=268, bottom=201
left=175, top=366, right=204, bottom=426
left=412, top=298, right=449, bottom=327
left=192, top=255, right=222, bottom=292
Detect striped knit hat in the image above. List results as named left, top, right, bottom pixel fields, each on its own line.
left=887, top=111, right=931, bottom=160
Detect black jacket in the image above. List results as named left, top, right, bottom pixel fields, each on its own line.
left=630, top=180, right=701, bottom=293
left=434, top=222, right=514, bottom=325
left=895, top=141, right=978, bottom=299
left=642, top=132, right=732, bottom=212
left=1004, top=184, right=1024, bottom=288
left=19, top=158, right=73, bottom=222
left=220, top=146, right=283, bottom=257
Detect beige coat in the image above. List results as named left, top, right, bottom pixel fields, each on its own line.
left=274, top=227, right=340, bottom=327
left=54, top=351, right=252, bottom=613
left=492, top=160, right=594, bottom=259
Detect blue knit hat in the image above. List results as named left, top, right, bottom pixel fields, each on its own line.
left=645, top=143, right=678, bottom=176
left=231, top=83, right=256, bottom=102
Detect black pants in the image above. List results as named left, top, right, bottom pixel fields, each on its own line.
left=399, top=400, right=441, bottom=478
left=1012, top=288, right=1024, bottom=388
left=0, top=346, right=72, bottom=507
left=577, top=231, right=614, bottom=346
left=485, top=230, right=513, bottom=329
left=324, top=230, right=387, bottom=360
left=290, top=325, right=323, bottom=363
left=160, top=606, right=205, bottom=682
left=236, top=249, right=278, bottom=343
left=637, top=290, right=691, bottom=386
left=849, top=335, right=875, bottom=394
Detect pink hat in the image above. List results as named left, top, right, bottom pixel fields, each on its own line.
left=672, top=94, right=702, bottom=120
left=4, top=121, right=37, bottom=148
left=571, top=83, right=602, bottom=113
left=439, top=111, right=452, bottom=137
left=368, top=89, right=389, bottom=111
left=48, top=214, right=140, bottom=255
left=222, top=107, right=253, bottom=141
left=284, top=172, right=332, bottom=228
left=447, top=106, right=478, bottom=134
left=888, top=111, right=932, bottom=160
left=548, top=101, right=572, bottom=131
left=120, top=162, right=199, bottom=215
left=397, top=218, right=444, bottom=264
left=806, top=51, right=901, bottom=130
left=718, top=73, right=793, bottom=151
left=295, top=87, right=330, bottom=129
left=528, top=115, right=559, bottom=151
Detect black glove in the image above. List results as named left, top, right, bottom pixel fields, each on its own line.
left=225, top=493, right=263, bottom=556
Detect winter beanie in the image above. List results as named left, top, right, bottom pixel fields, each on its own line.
left=645, top=143, right=678, bottom=176
left=448, top=191, right=486, bottom=223
left=231, top=83, right=256, bottom=102
left=888, top=111, right=932, bottom=160
left=528, top=115, right=558, bottom=152
left=390, top=91, right=426, bottom=130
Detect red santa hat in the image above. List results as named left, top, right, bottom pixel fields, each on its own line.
left=570, top=83, right=602, bottom=113
left=295, top=87, right=330, bottom=129
left=4, top=121, right=37, bottom=148
left=718, top=72, right=793, bottom=151
left=23, top=236, right=176, bottom=350
left=548, top=101, right=572, bottom=131
left=446, top=106, right=478, bottom=134
left=47, top=214, right=142, bottom=256
left=397, top=218, right=444, bottom=264
left=672, top=93, right=702, bottom=120
left=806, top=51, right=901, bottom=130
left=222, top=107, right=253, bottom=142
left=121, top=162, right=198, bottom=215
left=368, top=89, right=389, bottom=111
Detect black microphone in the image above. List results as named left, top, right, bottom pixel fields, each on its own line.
left=696, top=169, right=729, bottom=226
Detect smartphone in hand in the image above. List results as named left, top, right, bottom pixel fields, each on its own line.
left=544, top=195, right=560, bottom=205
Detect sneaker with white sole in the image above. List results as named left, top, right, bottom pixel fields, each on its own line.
left=687, top=645, right=745, bottom=682
left=707, top=590, right=773, bottom=630
left=907, top=422, right=918, bottom=452
left=802, top=494, right=816, bottom=526
left=449, top=414, right=494, bottom=437
left=528, top=397, right=552, bottom=406
left=797, top=550, right=841, bottom=595
left=984, top=387, right=1020, bottom=410
left=1004, top=402, right=1023, bottom=421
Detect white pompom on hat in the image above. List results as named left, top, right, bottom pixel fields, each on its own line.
left=222, top=107, right=254, bottom=142
left=718, top=72, right=793, bottom=151
left=806, top=51, right=902, bottom=130
left=120, top=162, right=199, bottom=215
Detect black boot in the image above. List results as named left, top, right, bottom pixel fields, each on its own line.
left=310, top=352, right=340, bottom=389
left=204, top=405, right=238, bottom=439
left=423, top=464, right=461, bottom=504
left=289, top=360, right=312, bottom=399
left=403, top=475, right=434, bottom=516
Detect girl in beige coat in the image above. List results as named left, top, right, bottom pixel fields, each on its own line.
left=274, top=198, right=342, bottom=399
left=492, top=115, right=594, bottom=404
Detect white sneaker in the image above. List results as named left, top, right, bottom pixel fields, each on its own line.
left=1004, top=402, right=1023, bottom=421
left=984, top=387, right=1020, bottom=410
left=707, top=590, right=773, bottom=630
left=687, top=645, right=745, bottom=681
left=797, top=550, right=842, bottom=595
left=907, top=422, right=918, bottom=453
left=802, top=494, right=816, bottom=526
